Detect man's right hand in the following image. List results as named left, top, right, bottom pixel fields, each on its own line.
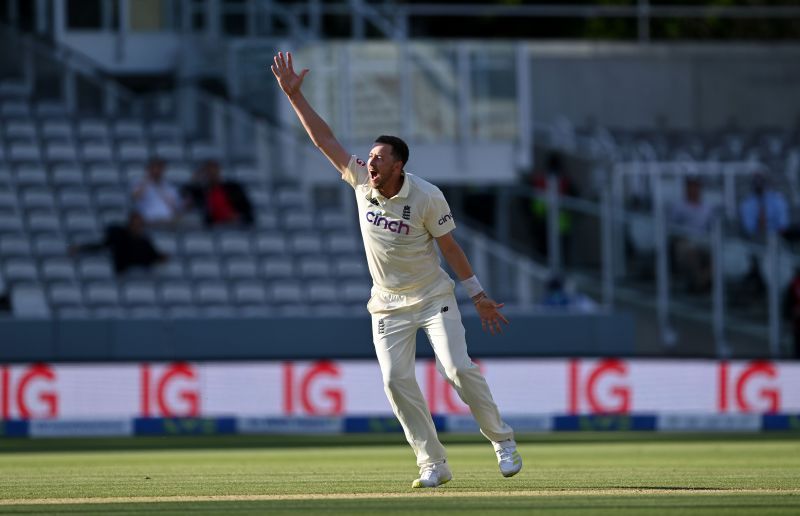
left=271, top=51, right=308, bottom=98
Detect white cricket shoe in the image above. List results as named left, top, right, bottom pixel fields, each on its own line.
left=411, top=461, right=452, bottom=488
left=493, top=439, right=522, bottom=477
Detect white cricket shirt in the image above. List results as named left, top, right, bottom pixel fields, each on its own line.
left=342, top=155, right=457, bottom=313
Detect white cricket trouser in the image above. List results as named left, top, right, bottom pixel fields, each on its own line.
left=371, top=293, right=514, bottom=466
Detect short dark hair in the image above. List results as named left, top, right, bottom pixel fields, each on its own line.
left=374, top=135, right=409, bottom=166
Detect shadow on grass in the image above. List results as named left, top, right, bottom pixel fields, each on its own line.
left=1, top=431, right=799, bottom=454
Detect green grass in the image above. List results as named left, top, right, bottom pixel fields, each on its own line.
left=1, top=433, right=799, bottom=515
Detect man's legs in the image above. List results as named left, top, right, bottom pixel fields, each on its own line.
left=421, top=295, right=514, bottom=443
left=372, top=312, right=447, bottom=467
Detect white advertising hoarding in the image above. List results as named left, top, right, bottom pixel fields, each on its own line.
left=1, top=359, right=798, bottom=420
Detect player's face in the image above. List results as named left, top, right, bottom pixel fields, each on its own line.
left=367, top=144, right=402, bottom=191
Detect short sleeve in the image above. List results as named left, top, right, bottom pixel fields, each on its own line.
left=341, top=155, right=369, bottom=189
left=423, top=190, right=456, bottom=238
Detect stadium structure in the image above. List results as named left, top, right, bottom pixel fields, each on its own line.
left=0, top=1, right=799, bottom=438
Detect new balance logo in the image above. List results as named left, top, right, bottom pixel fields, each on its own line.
left=369, top=198, right=380, bottom=206
left=402, top=205, right=411, bottom=220
left=366, top=211, right=411, bottom=235
left=378, top=318, right=386, bottom=334
left=441, top=306, right=449, bottom=313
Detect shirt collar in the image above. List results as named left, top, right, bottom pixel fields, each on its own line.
left=365, top=172, right=410, bottom=203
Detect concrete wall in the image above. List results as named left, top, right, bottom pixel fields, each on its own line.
left=529, top=43, right=800, bottom=130
left=0, top=312, right=634, bottom=362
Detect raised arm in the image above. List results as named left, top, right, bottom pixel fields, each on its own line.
left=436, top=232, right=509, bottom=335
left=271, top=51, right=350, bottom=174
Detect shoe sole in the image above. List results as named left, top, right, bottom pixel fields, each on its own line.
left=411, top=476, right=452, bottom=488
left=501, top=465, right=522, bottom=478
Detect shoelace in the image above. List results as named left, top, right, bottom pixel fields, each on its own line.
left=497, top=447, right=516, bottom=462
left=418, top=466, right=437, bottom=480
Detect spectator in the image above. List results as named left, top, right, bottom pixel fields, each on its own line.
left=669, top=177, right=716, bottom=293
left=183, top=160, right=254, bottom=228
left=540, top=275, right=597, bottom=313
left=132, top=158, right=182, bottom=227
left=70, top=212, right=168, bottom=274
left=782, top=267, right=800, bottom=359
left=528, top=152, right=577, bottom=263
left=738, top=173, right=790, bottom=297
left=738, top=172, right=788, bottom=239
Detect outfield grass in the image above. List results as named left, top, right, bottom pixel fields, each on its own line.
left=0, top=433, right=798, bottom=515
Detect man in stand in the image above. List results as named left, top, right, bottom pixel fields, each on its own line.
left=272, top=52, right=521, bottom=488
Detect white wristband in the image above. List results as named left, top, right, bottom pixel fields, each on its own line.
left=461, top=275, right=484, bottom=298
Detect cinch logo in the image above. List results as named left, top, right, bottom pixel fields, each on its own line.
left=366, top=211, right=411, bottom=235
left=438, top=213, right=453, bottom=225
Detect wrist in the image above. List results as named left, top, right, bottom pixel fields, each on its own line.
left=461, top=275, right=483, bottom=298
left=471, top=291, right=487, bottom=304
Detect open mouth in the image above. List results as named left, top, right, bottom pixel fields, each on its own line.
left=369, top=169, right=379, bottom=181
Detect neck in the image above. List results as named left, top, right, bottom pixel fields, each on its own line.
left=378, top=172, right=404, bottom=198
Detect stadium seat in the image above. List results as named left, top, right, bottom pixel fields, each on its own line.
left=334, top=254, right=369, bottom=278
left=154, top=142, right=184, bottom=161
left=64, top=212, right=98, bottom=233
left=27, top=212, right=61, bottom=233
left=0, top=235, right=32, bottom=258
left=45, top=142, right=78, bottom=163
left=151, top=233, right=179, bottom=255
left=21, top=189, right=55, bottom=210
left=298, top=257, right=331, bottom=278
left=41, top=120, right=73, bottom=141
left=154, top=260, right=185, bottom=281
left=232, top=282, right=267, bottom=305
left=0, top=214, right=25, bottom=233
left=289, top=233, right=323, bottom=255
left=81, top=142, right=114, bottom=162
left=248, top=188, right=272, bottom=208
left=160, top=281, right=193, bottom=305
left=127, top=306, right=163, bottom=318
left=0, top=190, right=16, bottom=209
left=78, top=120, right=109, bottom=141
left=3, top=260, right=38, bottom=283
left=84, top=282, right=120, bottom=306
left=78, top=258, right=114, bottom=281
left=306, top=281, right=338, bottom=304
left=225, top=257, right=259, bottom=280
left=58, top=188, right=92, bottom=210
left=87, top=164, right=121, bottom=186
left=118, top=142, right=149, bottom=162
left=121, top=282, right=158, bottom=306
left=33, top=234, right=68, bottom=257
left=48, top=282, right=83, bottom=307
left=5, top=120, right=36, bottom=139
left=283, top=211, right=314, bottom=230
left=94, top=188, right=128, bottom=210
left=189, top=142, right=223, bottom=161
left=253, top=233, right=287, bottom=256
left=188, top=258, right=222, bottom=279
left=327, top=234, right=361, bottom=254
left=11, top=285, right=51, bottom=318
left=217, top=233, right=251, bottom=257
left=9, top=143, right=42, bottom=166
left=261, top=257, right=294, bottom=278
left=15, top=165, right=47, bottom=186
left=275, top=187, right=306, bottom=207
left=182, top=233, right=216, bottom=256
left=113, top=120, right=145, bottom=140
left=91, top=306, right=127, bottom=318
left=51, top=165, right=84, bottom=188
left=256, top=211, right=279, bottom=229
left=341, top=281, right=370, bottom=303
left=41, top=258, right=77, bottom=282
left=268, top=280, right=304, bottom=304
left=195, top=281, right=230, bottom=305
left=56, top=306, right=91, bottom=319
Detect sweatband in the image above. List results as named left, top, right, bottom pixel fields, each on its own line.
left=461, top=275, right=484, bottom=298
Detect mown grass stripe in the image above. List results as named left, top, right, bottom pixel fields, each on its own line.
left=2, top=488, right=799, bottom=506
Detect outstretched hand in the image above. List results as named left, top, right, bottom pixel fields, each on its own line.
left=474, top=295, right=509, bottom=335
left=271, top=51, right=309, bottom=97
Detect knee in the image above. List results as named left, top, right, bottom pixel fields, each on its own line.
left=383, top=372, right=414, bottom=393
left=442, top=362, right=476, bottom=384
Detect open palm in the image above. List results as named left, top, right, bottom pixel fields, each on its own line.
left=271, top=51, right=308, bottom=97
